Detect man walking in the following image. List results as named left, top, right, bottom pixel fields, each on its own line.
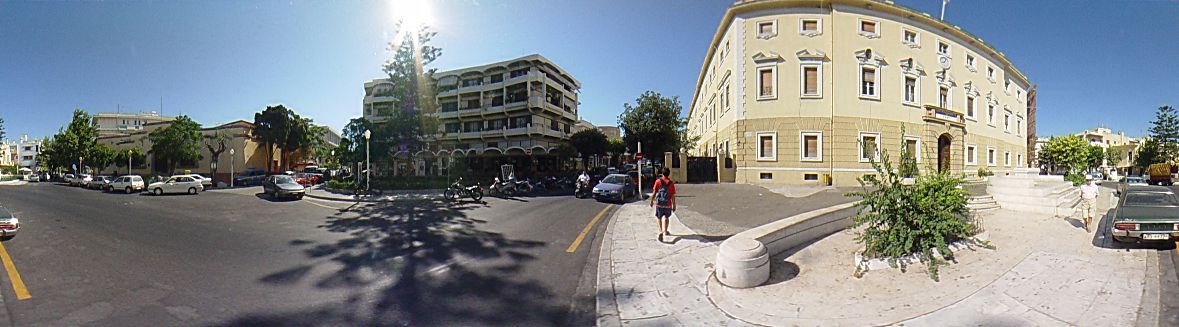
left=1079, top=175, right=1100, bottom=232
left=649, top=167, right=676, bottom=243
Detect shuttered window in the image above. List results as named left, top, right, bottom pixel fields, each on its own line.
left=904, top=77, right=916, bottom=103
left=758, top=68, right=774, bottom=97
left=966, top=96, right=975, bottom=117
left=860, top=134, right=879, bottom=161
left=757, top=133, right=777, bottom=161
left=860, top=67, right=876, bottom=96
left=803, top=134, right=819, bottom=160
left=803, top=66, right=819, bottom=96
left=939, top=87, right=949, bottom=108
left=905, top=139, right=918, bottom=156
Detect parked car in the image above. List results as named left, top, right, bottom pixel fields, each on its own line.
left=1117, top=176, right=1149, bottom=196
left=174, top=174, right=213, bottom=188
left=146, top=175, right=204, bottom=195
left=0, top=205, right=20, bottom=240
left=87, top=176, right=112, bottom=189
left=1111, top=185, right=1179, bottom=244
left=108, top=175, right=145, bottom=193
left=72, top=174, right=93, bottom=187
left=261, top=175, right=305, bottom=200
left=234, top=168, right=267, bottom=186
left=592, top=174, right=637, bottom=203
left=24, top=174, right=39, bottom=182
left=292, top=173, right=321, bottom=186
left=62, top=174, right=75, bottom=185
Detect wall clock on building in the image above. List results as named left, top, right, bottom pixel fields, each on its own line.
left=938, top=55, right=951, bottom=69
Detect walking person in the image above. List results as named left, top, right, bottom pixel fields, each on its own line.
left=649, top=168, right=676, bottom=242
left=1079, top=175, right=1100, bottom=232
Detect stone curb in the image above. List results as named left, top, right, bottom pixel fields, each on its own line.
left=594, top=201, right=622, bottom=327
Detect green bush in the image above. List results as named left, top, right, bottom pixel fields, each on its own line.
left=327, top=179, right=356, bottom=191
left=976, top=167, right=994, bottom=177
left=1065, top=173, right=1085, bottom=186
left=848, top=139, right=985, bottom=281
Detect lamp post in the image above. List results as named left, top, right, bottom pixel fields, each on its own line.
left=229, top=148, right=236, bottom=188
left=127, top=150, right=132, bottom=176
left=78, top=156, right=83, bottom=175
left=364, top=129, right=371, bottom=193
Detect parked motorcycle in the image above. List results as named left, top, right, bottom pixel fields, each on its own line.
left=490, top=177, right=517, bottom=196
left=444, top=177, right=484, bottom=202
left=513, top=177, right=534, bottom=194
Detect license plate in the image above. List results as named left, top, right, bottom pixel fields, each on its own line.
left=1142, top=234, right=1170, bottom=240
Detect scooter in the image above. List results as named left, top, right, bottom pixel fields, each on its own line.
left=513, top=177, right=534, bottom=194
left=574, top=180, right=591, bottom=198
left=444, top=177, right=484, bottom=202
left=490, top=177, right=517, bottom=196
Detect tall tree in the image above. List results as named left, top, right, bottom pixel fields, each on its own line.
left=149, top=116, right=203, bottom=174
left=1134, top=138, right=1164, bottom=170
left=1104, top=147, right=1122, bottom=168
left=114, top=148, right=147, bottom=174
left=253, top=105, right=291, bottom=173
left=205, top=130, right=228, bottom=180
left=377, top=24, right=443, bottom=159
left=1148, top=105, right=1179, bottom=162
left=618, top=91, right=685, bottom=160
left=1039, top=135, right=1090, bottom=175
left=88, top=144, right=116, bottom=174
left=1086, top=145, right=1105, bottom=170
left=56, top=109, right=99, bottom=173
left=569, top=129, right=609, bottom=162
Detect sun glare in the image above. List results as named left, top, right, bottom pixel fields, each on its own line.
left=391, top=0, right=433, bottom=29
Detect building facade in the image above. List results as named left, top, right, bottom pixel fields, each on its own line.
left=97, top=121, right=272, bottom=184
left=686, top=0, right=1032, bottom=186
left=363, top=54, right=581, bottom=177
left=0, top=141, right=16, bottom=168
left=15, top=135, right=42, bottom=170
left=93, top=111, right=175, bottom=137
left=1076, top=127, right=1141, bottom=178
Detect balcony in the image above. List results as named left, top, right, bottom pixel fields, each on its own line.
left=923, top=105, right=966, bottom=128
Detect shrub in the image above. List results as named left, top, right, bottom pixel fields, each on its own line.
left=848, top=138, right=984, bottom=281
left=1065, top=173, right=1085, bottom=186
left=976, top=167, right=994, bottom=177
left=327, top=179, right=356, bottom=191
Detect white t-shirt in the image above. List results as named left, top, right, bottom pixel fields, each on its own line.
left=1080, top=183, right=1100, bottom=200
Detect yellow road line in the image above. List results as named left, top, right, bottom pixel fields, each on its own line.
left=0, top=242, right=31, bottom=300
left=566, top=204, right=615, bottom=253
left=304, top=198, right=346, bottom=211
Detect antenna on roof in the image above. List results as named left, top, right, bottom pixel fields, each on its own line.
left=940, top=0, right=949, bottom=20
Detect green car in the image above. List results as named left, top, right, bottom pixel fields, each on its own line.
left=1111, top=185, right=1179, bottom=243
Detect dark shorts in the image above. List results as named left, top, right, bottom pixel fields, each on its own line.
left=655, top=207, right=672, bottom=219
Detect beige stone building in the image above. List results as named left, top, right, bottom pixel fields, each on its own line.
left=686, top=0, right=1033, bottom=186
left=1076, top=127, right=1141, bottom=178
left=97, top=120, right=272, bottom=184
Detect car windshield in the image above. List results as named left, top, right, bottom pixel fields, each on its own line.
left=602, top=176, right=628, bottom=184
left=274, top=176, right=295, bottom=184
left=1125, top=192, right=1179, bottom=207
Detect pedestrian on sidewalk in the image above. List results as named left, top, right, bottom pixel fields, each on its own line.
left=1079, top=175, right=1100, bottom=232
left=649, top=167, right=676, bottom=243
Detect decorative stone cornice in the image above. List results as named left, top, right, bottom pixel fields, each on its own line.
left=854, top=49, right=887, bottom=67
left=899, top=58, right=925, bottom=76
left=795, top=49, right=828, bottom=62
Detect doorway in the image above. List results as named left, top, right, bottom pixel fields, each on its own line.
left=937, top=134, right=952, bottom=174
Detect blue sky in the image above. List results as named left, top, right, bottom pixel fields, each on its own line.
left=1, top=0, right=1177, bottom=141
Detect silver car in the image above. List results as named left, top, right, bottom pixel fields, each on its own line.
left=87, top=176, right=112, bottom=190
left=0, top=206, right=19, bottom=239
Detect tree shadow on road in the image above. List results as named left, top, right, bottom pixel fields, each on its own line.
left=216, top=199, right=565, bottom=326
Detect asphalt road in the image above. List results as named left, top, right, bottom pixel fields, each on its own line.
left=0, top=182, right=615, bottom=326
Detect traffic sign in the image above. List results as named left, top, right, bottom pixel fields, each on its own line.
left=636, top=153, right=644, bottom=160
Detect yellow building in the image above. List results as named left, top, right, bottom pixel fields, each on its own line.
left=97, top=120, right=272, bottom=184
left=686, top=0, right=1033, bottom=186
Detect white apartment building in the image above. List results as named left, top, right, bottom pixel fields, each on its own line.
left=93, top=111, right=175, bottom=137
left=362, top=54, right=581, bottom=177
left=16, top=135, right=42, bottom=170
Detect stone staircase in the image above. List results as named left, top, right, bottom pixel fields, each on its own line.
left=967, top=195, right=1000, bottom=212
left=986, top=168, right=1080, bottom=217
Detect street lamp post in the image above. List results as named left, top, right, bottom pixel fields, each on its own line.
left=127, top=150, right=132, bottom=176
left=229, top=148, right=236, bottom=188
left=78, top=156, right=83, bottom=175
left=364, top=129, right=371, bottom=193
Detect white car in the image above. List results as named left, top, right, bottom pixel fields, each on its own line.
left=108, top=175, right=146, bottom=194
left=72, top=174, right=93, bottom=187
left=174, top=174, right=213, bottom=188
left=147, top=175, right=204, bottom=195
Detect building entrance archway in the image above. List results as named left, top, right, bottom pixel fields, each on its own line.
left=937, top=134, right=953, bottom=174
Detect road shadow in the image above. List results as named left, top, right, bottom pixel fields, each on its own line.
left=218, top=199, right=564, bottom=326
left=252, top=193, right=302, bottom=202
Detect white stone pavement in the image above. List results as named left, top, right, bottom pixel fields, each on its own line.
left=598, top=187, right=1164, bottom=327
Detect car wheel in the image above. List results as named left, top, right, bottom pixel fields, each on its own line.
left=188, top=187, right=197, bottom=195
left=126, top=187, right=133, bottom=194
left=154, top=188, right=163, bottom=196
left=472, top=189, right=483, bottom=201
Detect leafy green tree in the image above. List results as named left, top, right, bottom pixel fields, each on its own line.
left=848, top=134, right=980, bottom=281
left=569, top=129, right=609, bottom=161
left=114, top=148, right=147, bottom=174
left=1086, top=145, right=1105, bottom=170
left=339, top=118, right=385, bottom=167
left=43, top=109, right=100, bottom=173
left=618, top=91, right=685, bottom=159
left=149, top=116, right=203, bottom=174
left=252, top=105, right=291, bottom=173
left=1038, top=135, right=1090, bottom=175
left=88, top=144, right=116, bottom=174
left=376, top=24, right=443, bottom=159
left=1148, top=105, right=1179, bottom=162
left=281, top=113, right=318, bottom=169
left=1105, top=147, right=1122, bottom=167
left=1135, top=138, right=1164, bottom=170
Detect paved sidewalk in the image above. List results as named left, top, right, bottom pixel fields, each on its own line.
left=599, top=186, right=1162, bottom=326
